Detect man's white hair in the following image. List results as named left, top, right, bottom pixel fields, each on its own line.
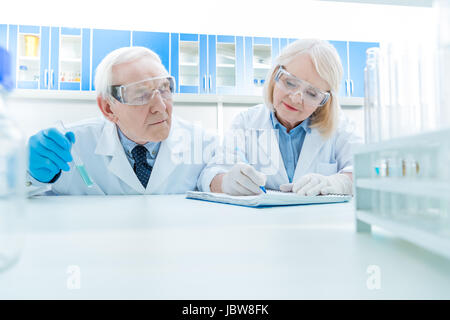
left=94, top=46, right=165, bottom=98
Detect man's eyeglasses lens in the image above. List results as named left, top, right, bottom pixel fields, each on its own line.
left=111, top=76, right=175, bottom=106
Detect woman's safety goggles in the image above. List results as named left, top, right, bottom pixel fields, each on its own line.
left=110, top=75, right=175, bottom=106
left=274, top=65, right=330, bottom=108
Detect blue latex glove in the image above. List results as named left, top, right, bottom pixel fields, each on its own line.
left=28, top=128, right=76, bottom=183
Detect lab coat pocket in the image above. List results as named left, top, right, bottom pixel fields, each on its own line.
left=316, top=162, right=338, bottom=176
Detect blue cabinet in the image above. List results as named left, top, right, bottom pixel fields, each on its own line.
left=329, top=40, right=379, bottom=98
left=211, top=35, right=245, bottom=95
left=4, top=23, right=379, bottom=99
left=9, top=25, right=43, bottom=89
left=132, top=31, right=170, bottom=75
left=329, top=40, right=349, bottom=98
left=348, top=41, right=379, bottom=97
left=0, top=24, right=7, bottom=49
left=279, top=38, right=289, bottom=52
left=172, top=34, right=245, bottom=95
left=4, top=25, right=91, bottom=91
left=245, top=37, right=276, bottom=95
left=171, top=33, right=205, bottom=94
left=58, top=27, right=91, bottom=91
left=91, top=29, right=131, bottom=90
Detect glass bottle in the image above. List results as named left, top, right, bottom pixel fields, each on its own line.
left=435, top=0, right=450, bottom=129
left=0, top=47, right=27, bottom=273
left=364, top=48, right=381, bottom=144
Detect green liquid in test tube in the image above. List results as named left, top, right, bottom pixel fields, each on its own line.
left=59, top=121, right=94, bottom=187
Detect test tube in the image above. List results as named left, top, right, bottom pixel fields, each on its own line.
left=59, top=121, right=94, bottom=187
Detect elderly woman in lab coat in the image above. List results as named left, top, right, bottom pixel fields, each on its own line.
left=198, top=38, right=361, bottom=196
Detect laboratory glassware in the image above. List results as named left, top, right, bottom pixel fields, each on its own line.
left=364, top=47, right=381, bottom=143
left=59, top=121, right=94, bottom=187
left=435, top=0, right=450, bottom=129
left=0, top=47, right=27, bottom=273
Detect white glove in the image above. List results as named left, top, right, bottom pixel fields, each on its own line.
left=222, top=162, right=267, bottom=196
left=280, top=173, right=353, bottom=196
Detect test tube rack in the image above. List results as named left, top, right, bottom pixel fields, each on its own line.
left=354, top=128, right=450, bottom=259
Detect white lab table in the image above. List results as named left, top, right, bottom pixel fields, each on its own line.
left=1, top=195, right=450, bottom=299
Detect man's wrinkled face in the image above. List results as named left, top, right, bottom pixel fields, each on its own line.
left=109, top=56, right=173, bottom=144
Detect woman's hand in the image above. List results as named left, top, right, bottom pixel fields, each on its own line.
left=280, top=173, right=352, bottom=196
left=210, top=163, right=266, bottom=196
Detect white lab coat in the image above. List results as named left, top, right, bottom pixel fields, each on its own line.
left=27, top=116, right=219, bottom=195
left=199, top=104, right=363, bottom=191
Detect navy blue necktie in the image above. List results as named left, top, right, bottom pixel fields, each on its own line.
left=131, top=145, right=152, bottom=188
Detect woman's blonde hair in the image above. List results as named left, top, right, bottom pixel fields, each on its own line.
left=263, top=38, right=343, bottom=139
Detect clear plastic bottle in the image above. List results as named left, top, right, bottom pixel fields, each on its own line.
left=435, top=0, right=450, bottom=129
left=364, top=48, right=381, bottom=144
left=0, top=47, right=26, bottom=273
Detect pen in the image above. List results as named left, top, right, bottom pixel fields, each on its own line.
left=235, top=147, right=267, bottom=194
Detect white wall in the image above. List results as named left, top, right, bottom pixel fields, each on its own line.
left=0, top=0, right=435, bottom=42
left=2, top=0, right=434, bottom=141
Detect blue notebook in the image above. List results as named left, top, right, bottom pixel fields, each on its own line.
left=186, top=190, right=351, bottom=207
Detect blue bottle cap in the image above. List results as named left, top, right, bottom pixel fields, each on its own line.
left=0, top=47, right=14, bottom=92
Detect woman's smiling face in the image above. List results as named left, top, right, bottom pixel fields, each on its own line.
left=272, top=53, right=330, bottom=131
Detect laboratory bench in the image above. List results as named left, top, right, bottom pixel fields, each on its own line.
left=1, top=195, right=450, bottom=299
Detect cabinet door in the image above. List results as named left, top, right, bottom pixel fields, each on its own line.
left=170, top=33, right=179, bottom=93
left=272, top=38, right=280, bottom=64
left=48, top=27, right=59, bottom=90
left=207, top=35, right=216, bottom=94
left=176, top=33, right=202, bottom=94
left=212, top=35, right=244, bottom=95
left=0, top=24, right=7, bottom=49
left=199, top=34, right=208, bottom=94
left=12, top=25, right=46, bottom=89
left=348, top=41, right=379, bottom=97
left=81, top=29, right=91, bottom=91
left=132, top=31, right=170, bottom=74
left=280, top=38, right=288, bottom=52
left=329, top=40, right=349, bottom=97
left=245, top=36, right=273, bottom=95
left=57, top=27, right=89, bottom=91
left=91, top=29, right=131, bottom=90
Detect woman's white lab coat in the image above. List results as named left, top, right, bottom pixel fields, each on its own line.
left=198, top=104, right=363, bottom=191
left=27, top=117, right=218, bottom=195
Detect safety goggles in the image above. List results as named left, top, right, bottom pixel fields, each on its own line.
left=274, top=65, right=330, bottom=107
left=110, top=75, right=175, bottom=106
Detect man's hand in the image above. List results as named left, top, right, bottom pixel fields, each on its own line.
left=28, top=128, right=75, bottom=183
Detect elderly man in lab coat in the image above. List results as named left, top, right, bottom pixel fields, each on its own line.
left=26, top=47, right=217, bottom=195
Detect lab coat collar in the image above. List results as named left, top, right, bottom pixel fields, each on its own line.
left=94, top=117, right=190, bottom=194
left=95, top=119, right=146, bottom=193
left=292, top=125, right=327, bottom=182
left=260, top=107, right=327, bottom=185
left=257, top=110, right=289, bottom=185
left=145, top=118, right=191, bottom=194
